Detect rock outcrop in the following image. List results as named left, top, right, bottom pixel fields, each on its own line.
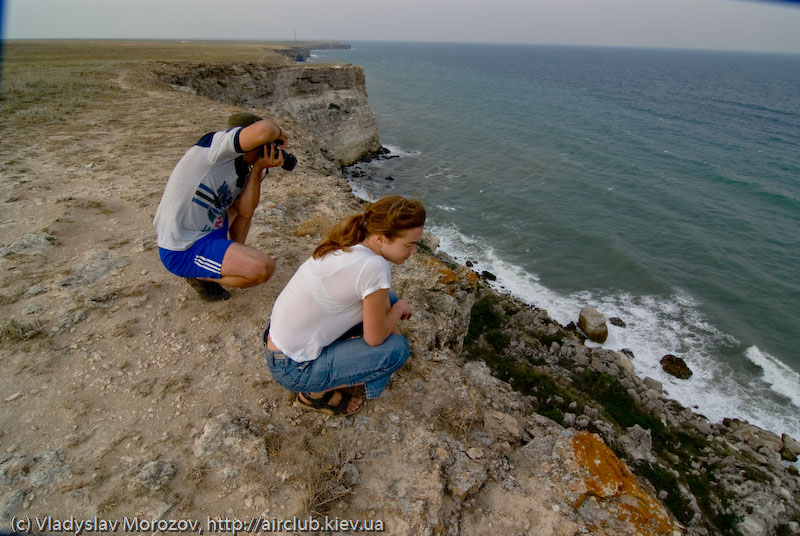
left=156, top=62, right=381, bottom=167
left=463, top=284, right=800, bottom=536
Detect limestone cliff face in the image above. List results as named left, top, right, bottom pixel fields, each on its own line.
left=156, top=63, right=381, bottom=166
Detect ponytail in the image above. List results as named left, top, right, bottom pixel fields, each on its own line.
left=312, top=196, right=426, bottom=259
left=312, top=213, right=368, bottom=259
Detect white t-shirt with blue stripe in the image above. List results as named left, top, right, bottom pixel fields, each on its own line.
left=154, top=128, right=249, bottom=251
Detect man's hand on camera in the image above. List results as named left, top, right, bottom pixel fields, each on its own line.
left=256, top=143, right=285, bottom=170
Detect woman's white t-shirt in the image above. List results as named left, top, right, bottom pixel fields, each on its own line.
left=269, top=244, right=391, bottom=362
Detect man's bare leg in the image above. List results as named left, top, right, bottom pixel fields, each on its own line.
left=197, top=242, right=275, bottom=288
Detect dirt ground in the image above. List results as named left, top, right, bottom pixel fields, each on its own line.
left=0, top=42, right=393, bottom=527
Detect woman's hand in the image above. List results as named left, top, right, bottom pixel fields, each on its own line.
left=363, top=290, right=411, bottom=346
left=393, top=299, right=413, bottom=320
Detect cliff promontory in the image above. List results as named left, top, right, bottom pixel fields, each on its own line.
left=1, top=41, right=798, bottom=536
left=156, top=62, right=381, bottom=167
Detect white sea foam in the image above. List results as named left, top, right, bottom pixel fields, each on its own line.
left=747, top=346, right=800, bottom=408
left=382, top=144, right=421, bottom=158
left=348, top=182, right=371, bottom=201
left=429, top=222, right=800, bottom=438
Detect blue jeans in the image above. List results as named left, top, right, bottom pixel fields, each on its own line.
left=264, top=292, right=410, bottom=400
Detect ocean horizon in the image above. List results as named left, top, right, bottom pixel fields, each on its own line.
left=309, top=41, right=800, bottom=438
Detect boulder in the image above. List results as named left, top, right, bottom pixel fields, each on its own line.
left=643, top=376, right=663, bottom=393
left=659, top=354, right=692, bottom=379
left=618, top=425, right=655, bottom=463
left=578, top=306, right=608, bottom=343
left=781, top=433, right=800, bottom=462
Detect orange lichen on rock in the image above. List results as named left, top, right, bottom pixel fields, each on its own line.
left=571, top=431, right=679, bottom=535
left=437, top=266, right=460, bottom=285
left=419, top=256, right=477, bottom=288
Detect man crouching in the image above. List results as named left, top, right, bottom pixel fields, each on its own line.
left=153, top=112, right=289, bottom=300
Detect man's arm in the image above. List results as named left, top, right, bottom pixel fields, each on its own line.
left=227, top=119, right=288, bottom=244
left=228, top=174, right=258, bottom=244
left=228, top=144, right=284, bottom=244
left=237, top=119, right=288, bottom=151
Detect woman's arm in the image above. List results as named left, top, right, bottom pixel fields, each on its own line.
left=362, top=289, right=413, bottom=346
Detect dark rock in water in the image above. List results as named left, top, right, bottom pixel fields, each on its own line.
left=480, top=270, right=497, bottom=281
left=465, top=260, right=474, bottom=268
left=620, top=348, right=635, bottom=360
left=660, top=354, right=692, bottom=379
left=609, top=317, right=626, bottom=328
left=384, top=176, right=395, bottom=181
left=347, top=146, right=390, bottom=166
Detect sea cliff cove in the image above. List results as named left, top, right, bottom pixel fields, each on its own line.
left=1, top=40, right=798, bottom=536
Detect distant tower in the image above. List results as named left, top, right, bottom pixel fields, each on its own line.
left=293, top=28, right=305, bottom=62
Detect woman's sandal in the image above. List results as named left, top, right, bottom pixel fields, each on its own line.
left=295, top=387, right=364, bottom=417
left=340, top=385, right=365, bottom=417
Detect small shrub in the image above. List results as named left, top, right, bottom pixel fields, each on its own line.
left=636, top=462, right=694, bottom=524
left=0, top=319, right=46, bottom=342
left=484, top=328, right=510, bottom=350
left=466, top=294, right=503, bottom=344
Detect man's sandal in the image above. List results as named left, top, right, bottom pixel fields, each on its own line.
left=294, top=388, right=364, bottom=417
left=184, top=278, right=231, bottom=301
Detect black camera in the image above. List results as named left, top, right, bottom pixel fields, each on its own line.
left=259, top=141, right=297, bottom=172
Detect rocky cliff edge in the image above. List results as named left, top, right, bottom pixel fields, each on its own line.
left=1, top=56, right=798, bottom=536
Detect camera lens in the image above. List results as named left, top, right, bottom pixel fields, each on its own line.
left=281, top=152, right=298, bottom=171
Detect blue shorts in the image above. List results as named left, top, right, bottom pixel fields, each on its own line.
left=159, top=223, right=233, bottom=279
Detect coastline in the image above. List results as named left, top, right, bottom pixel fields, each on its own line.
left=320, top=42, right=800, bottom=441
left=1, top=40, right=798, bottom=535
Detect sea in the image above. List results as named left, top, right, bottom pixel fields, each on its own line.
left=308, top=42, right=800, bottom=438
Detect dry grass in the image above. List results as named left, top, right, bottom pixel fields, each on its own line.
left=291, top=433, right=359, bottom=516
left=2, top=39, right=300, bottom=64
left=0, top=39, right=301, bottom=128
left=1, top=60, right=113, bottom=126
left=0, top=318, right=46, bottom=343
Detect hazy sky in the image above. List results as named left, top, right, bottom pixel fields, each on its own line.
left=3, top=0, right=800, bottom=54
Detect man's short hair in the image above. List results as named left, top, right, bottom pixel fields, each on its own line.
left=228, top=111, right=263, bottom=128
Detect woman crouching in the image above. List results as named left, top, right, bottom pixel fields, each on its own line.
left=264, top=195, right=425, bottom=416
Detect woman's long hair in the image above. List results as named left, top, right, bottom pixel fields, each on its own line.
left=313, top=196, right=426, bottom=259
